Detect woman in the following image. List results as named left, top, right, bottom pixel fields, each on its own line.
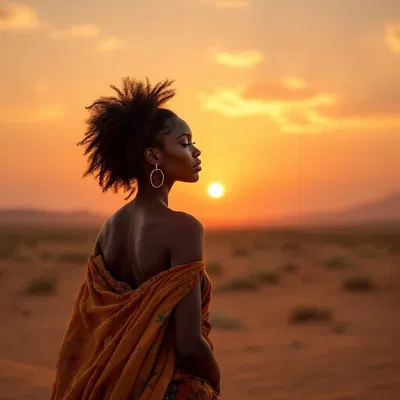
left=50, top=78, right=221, bottom=399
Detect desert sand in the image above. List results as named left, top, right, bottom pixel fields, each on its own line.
left=0, top=225, right=399, bottom=399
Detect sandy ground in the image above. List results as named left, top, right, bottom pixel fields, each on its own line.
left=0, top=225, right=399, bottom=399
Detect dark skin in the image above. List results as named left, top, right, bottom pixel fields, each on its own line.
left=93, top=116, right=221, bottom=393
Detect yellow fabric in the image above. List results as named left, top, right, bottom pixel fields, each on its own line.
left=50, top=254, right=215, bottom=400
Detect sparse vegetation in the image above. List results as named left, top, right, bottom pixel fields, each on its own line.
left=254, top=241, right=270, bottom=251
left=331, top=322, right=347, bottom=334
left=252, top=270, right=280, bottom=285
left=210, top=310, right=244, bottom=330
left=281, top=241, right=301, bottom=254
left=342, top=275, right=375, bottom=292
left=281, top=262, right=299, bottom=273
left=323, top=255, right=349, bottom=269
left=57, top=252, right=88, bottom=264
left=289, top=304, right=333, bottom=324
left=233, top=246, right=249, bottom=257
left=215, top=275, right=260, bottom=293
left=206, top=261, right=223, bottom=276
left=25, top=274, right=57, bottom=295
left=0, top=241, right=18, bottom=259
left=40, top=252, right=53, bottom=260
left=215, top=269, right=281, bottom=293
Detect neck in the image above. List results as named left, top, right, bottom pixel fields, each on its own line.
left=135, top=180, right=173, bottom=207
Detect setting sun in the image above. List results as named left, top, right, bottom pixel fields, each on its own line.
left=208, top=183, right=224, bottom=199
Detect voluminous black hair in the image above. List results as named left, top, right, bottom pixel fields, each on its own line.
left=77, top=77, right=176, bottom=199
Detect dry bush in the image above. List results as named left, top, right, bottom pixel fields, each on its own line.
left=215, top=275, right=260, bottom=293
left=206, top=261, right=223, bottom=276
left=232, top=246, right=249, bottom=257
left=281, top=262, right=299, bottom=273
left=289, top=304, right=333, bottom=324
left=252, top=270, right=280, bottom=285
left=215, top=269, right=280, bottom=293
left=342, top=275, right=375, bottom=292
left=57, top=252, right=88, bottom=264
left=25, top=274, right=57, bottom=295
left=0, top=241, right=18, bottom=260
left=210, top=310, right=244, bottom=330
left=323, top=255, right=349, bottom=269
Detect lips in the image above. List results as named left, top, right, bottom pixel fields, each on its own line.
left=193, top=160, right=202, bottom=171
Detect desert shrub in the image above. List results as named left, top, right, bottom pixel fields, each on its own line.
left=342, top=275, right=375, bottom=292
left=206, top=261, right=223, bottom=276
left=215, top=275, right=260, bottom=293
left=25, top=275, right=57, bottom=295
left=323, top=255, right=349, bottom=269
left=0, top=241, right=18, bottom=259
left=254, top=241, right=270, bottom=250
left=282, top=262, right=299, bottom=273
left=232, top=246, right=249, bottom=257
left=289, top=304, right=333, bottom=323
left=57, top=252, right=88, bottom=264
left=252, top=270, right=280, bottom=285
left=210, top=310, right=244, bottom=330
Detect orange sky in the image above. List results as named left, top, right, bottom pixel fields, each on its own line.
left=1, top=0, right=399, bottom=227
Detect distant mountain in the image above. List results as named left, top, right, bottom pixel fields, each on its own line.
left=0, top=208, right=106, bottom=227
left=283, top=191, right=400, bottom=226
left=1, top=191, right=399, bottom=228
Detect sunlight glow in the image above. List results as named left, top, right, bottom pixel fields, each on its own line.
left=208, top=183, right=224, bottom=199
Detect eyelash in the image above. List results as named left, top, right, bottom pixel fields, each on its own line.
left=182, top=142, right=196, bottom=147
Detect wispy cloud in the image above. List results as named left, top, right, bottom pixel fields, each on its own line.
left=201, top=0, right=248, bottom=9
left=385, top=23, right=400, bottom=53
left=51, top=24, right=100, bottom=39
left=0, top=3, right=39, bottom=31
left=199, top=79, right=400, bottom=133
left=95, top=36, right=126, bottom=52
left=212, top=48, right=263, bottom=68
left=0, top=104, right=65, bottom=123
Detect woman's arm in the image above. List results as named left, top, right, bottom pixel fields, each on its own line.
left=169, top=213, right=221, bottom=391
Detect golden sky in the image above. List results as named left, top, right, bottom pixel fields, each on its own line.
left=1, top=0, right=399, bottom=226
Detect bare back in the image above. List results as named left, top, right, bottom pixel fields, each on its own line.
left=94, top=201, right=177, bottom=289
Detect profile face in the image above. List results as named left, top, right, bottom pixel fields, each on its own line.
left=158, top=116, right=202, bottom=184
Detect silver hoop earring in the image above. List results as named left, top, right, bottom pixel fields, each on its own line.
left=150, top=164, right=164, bottom=188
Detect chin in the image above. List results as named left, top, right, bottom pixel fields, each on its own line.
left=181, top=172, right=200, bottom=183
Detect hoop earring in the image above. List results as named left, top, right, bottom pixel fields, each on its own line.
left=150, top=164, right=164, bottom=188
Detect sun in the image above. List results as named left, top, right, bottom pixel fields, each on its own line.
left=208, top=183, right=224, bottom=199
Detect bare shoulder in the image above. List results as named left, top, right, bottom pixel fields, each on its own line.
left=166, top=211, right=204, bottom=266
left=168, top=210, right=204, bottom=233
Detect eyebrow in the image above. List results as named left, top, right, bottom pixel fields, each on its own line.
left=176, top=133, right=191, bottom=140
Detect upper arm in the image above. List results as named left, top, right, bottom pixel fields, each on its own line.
left=169, top=213, right=204, bottom=356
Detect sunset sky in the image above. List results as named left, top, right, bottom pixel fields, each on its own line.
left=1, top=0, right=399, bottom=227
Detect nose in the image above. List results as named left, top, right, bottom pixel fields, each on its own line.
left=193, top=145, right=201, bottom=158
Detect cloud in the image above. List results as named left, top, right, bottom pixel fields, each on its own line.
left=385, top=23, right=400, bottom=53
left=95, top=36, right=126, bottom=52
left=201, top=0, right=248, bottom=9
left=212, top=49, right=263, bottom=68
left=199, top=78, right=400, bottom=133
left=0, top=104, right=65, bottom=123
left=51, top=24, right=100, bottom=39
left=0, top=3, right=39, bottom=31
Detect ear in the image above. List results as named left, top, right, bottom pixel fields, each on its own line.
left=143, top=147, right=161, bottom=166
